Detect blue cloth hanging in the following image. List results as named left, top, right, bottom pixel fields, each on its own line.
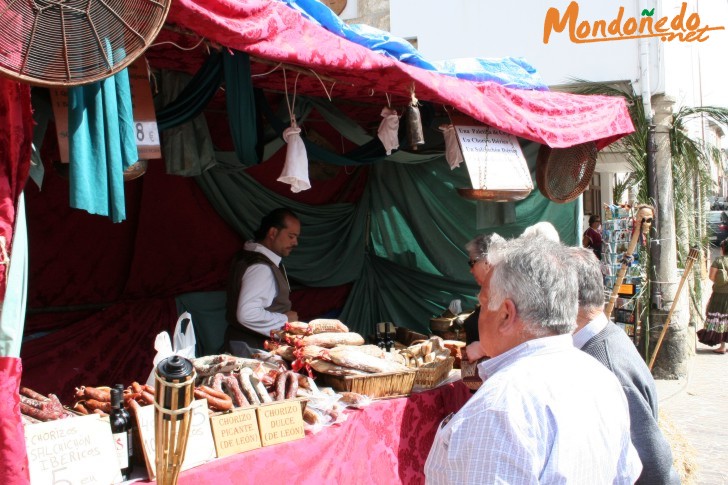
left=68, top=67, right=138, bottom=223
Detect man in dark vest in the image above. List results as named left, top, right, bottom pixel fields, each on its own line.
left=225, top=208, right=300, bottom=356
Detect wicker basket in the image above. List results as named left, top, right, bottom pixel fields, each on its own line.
left=413, top=357, right=455, bottom=389
left=322, top=370, right=416, bottom=399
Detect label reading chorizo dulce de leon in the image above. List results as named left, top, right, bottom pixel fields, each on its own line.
left=256, top=400, right=305, bottom=447
left=209, top=407, right=262, bottom=457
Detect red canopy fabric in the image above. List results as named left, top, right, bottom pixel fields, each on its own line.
left=0, top=77, right=32, bottom=485
left=166, top=0, right=634, bottom=149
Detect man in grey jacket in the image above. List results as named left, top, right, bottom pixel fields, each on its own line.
left=569, top=247, right=680, bottom=485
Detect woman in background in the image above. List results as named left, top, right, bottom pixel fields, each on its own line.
left=699, top=238, right=728, bottom=354
left=583, top=215, right=603, bottom=260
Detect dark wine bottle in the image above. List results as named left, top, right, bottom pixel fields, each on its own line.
left=110, top=388, right=133, bottom=480
left=114, top=384, right=134, bottom=467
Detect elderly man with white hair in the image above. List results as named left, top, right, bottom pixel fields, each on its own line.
left=425, top=237, right=642, bottom=484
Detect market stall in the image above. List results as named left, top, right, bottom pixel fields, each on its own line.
left=0, top=0, right=636, bottom=483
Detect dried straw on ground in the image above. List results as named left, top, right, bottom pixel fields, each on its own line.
left=659, top=410, right=698, bottom=484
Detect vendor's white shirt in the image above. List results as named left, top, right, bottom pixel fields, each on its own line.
left=572, top=312, right=609, bottom=349
left=236, top=241, right=288, bottom=336
left=425, top=334, right=642, bottom=484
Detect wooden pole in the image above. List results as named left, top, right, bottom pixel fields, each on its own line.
left=605, top=222, right=644, bottom=318
left=648, top=247, right=699, bottom=371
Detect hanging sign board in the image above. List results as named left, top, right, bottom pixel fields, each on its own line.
left=449, top=114, right=532, bottom=192
left=50, top=56, right=161, bottom=163
left=24, top=414, right=120, bottom=485
left=133, top=399, right=217, bottom=479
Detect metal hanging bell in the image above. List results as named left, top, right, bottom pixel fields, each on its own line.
left=405, top=104, right=425, bottom=150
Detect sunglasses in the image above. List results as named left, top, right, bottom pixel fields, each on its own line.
left=641, top=217, right=654, bottom=224
left=468, top=258, right=487, bottom=268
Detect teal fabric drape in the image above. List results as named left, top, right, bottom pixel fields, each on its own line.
left=197, top=152, right=577, bottom=335
left=68, top=66, right=138, bottom=223
left=196, top=170, right=367, bottom=286
left=157, top=69, right=218, bottom=176
left=156, top=50, right=223, bottom=132
left=223, top=51, right=259, bottom=167
left=191, top=54, right=578, bottom=335
left=0, top=194, right=27, bottom=357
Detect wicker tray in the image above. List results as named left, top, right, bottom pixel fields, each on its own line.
left=413, top=357, right=455, bottom=389
left=322, top=370, right=416, bottom=399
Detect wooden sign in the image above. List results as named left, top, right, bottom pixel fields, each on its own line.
left=50, top=56, right=161, bottom=163
left=449, top=114, right=531, bottom=192
left=209, top=408, right=262, bottom=458
left=25, top=414, right=120, bottom=484
left=134, top=399, right=217, bottom=479
left=256, top=400, right=305, bottom=447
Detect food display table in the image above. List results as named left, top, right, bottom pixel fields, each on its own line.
left=145, top=381, right=471, bottom=485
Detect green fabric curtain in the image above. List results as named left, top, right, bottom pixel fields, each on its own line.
left=190, top=55, right=578, bottom=335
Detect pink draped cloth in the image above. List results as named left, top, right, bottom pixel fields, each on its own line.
left=167, top=0, right=634, bottom=149
left=145, top=381, right=472, bottom=485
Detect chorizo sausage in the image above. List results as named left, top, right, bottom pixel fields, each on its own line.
left=20, top=386, right=48, bottom=401
left=20, top=395, right=44, bottom=409
left=284, top=371, right=298, bottom=400
left=274, top=372, right=287, bottom=402
left=20, top=402, right=56, bottom=421
left=73, top=402, right=90, bottom=415
left=131, top=382, right=143, bottom=394
left=222, top=376, right=249, bottom=407
left=237, top=370, right=261, bottom=405
left=194, top=387, right=233, bottom=412
left=83, top=387, right=111, bottom=402
left=85, top=399, right=111, bottom=413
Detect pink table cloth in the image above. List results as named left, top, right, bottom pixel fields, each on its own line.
left=164, top=381, right=471, bottom=485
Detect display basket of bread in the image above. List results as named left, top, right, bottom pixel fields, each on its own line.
left=399, top=337, right=454, bottom=389
left=323, top=369, right=417, bottom=399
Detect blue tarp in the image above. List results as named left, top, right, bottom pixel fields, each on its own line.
left=279, top=0, right=547, bottom=90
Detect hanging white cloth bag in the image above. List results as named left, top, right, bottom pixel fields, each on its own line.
left=377, top=106, right=399, bottom=155
left=277, top=124, right=311, bottom=193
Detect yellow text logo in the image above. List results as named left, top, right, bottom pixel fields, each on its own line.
left=544, top=1, right=725, bottom=43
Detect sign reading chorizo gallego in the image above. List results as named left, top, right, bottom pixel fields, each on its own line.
left=544, top=1, right=725, bottom=44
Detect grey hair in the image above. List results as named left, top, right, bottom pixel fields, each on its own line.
left=521, top=221, right=560, bottom=242
left=487, top=237, right=577, bottom=336
left=465, top=233, right=505, bottom=261
left=567, top=247, right=605, bottom=309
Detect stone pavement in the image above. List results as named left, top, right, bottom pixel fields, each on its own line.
left=656, top=339, right=728, bottom=484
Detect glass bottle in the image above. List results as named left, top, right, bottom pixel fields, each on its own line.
left=110, top=388, right=133, bottom=480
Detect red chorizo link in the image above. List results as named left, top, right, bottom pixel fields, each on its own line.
left=131, top=382, right=143, bottom=394
left=20, top=386, right=47, bottom=402
left=20, top=402, right=56, bottom=421
left=83, top=387, right=111, bottom=402
left=20, top=395, right=44, bottom=409
left=222, top=376, right=249, bottom=407
left=194, top=387, right=233, bottom=412
left=140, top=390, right=155, bottom=405
left=73, top=402, right=90, bottom=415
left=85, top=399, right=111, bottom=413
left=212, top=373, right=225, bottom=392
left=285, top=371, right=299, bottom=400
left=276, top=372, right=288, bottom=401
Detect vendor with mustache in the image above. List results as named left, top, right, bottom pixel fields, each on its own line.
left=225, top=208, right=300, bottom=357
